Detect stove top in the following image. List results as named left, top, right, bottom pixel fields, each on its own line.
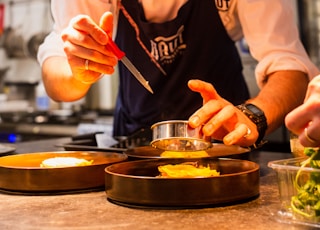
left=0, top=110, right=101, bottom=125
left=0, top=110, right=114, bottom=143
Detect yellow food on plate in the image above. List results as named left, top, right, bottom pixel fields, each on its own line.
left=160, top=150, right=209, bottom=158
left=158, top=163, right=220, bottom=178
left=40, top=157, right=93, bottom=168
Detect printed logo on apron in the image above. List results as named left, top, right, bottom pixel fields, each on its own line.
left=215, top=0, right=231, bottom=12
left=150, top=25, right=187, bottom=65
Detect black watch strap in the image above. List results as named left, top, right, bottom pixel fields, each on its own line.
left=236, top=103, right=268, bottom=148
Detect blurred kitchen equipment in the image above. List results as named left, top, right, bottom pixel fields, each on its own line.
left=2, top=26, right=25, bottom=58
left=0, top=67, right=9, bottom=79
left=27, top=32, right=47, bottom=58
left=297, top=0, right=320, bottom=67
left=1, top=0, right=50, bottom=59
left=0, top=0, right=54, bottom=113
left=0, top=66, right=9, bottom=93
left=0, top=144, right=15, bottom=155
left=58, top=128, right=151, bottom=152
left=0, top=3, right=4, bottom=35
left=2, top=25, right=47, bottom=58
left=151, top=120, right=212, bottom=151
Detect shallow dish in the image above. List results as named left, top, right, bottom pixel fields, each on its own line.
left=0, top=151, right=127, bottom=193
left=125, top=144, right=250, bottom=160
left=105, top=158, right=259, bottom=208
left=268, top=157, right=320, bottom=228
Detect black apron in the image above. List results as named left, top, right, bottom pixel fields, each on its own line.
left=113, top=0, right=249, bottom=136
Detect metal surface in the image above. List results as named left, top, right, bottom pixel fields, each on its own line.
left=0, top=151, right=127, bottom=193
left=58, top=128, right=152, bottom=153
left=125, top=144, right=250, bottom=160
left=0, top=144, right=15, bottom=155
left=106, top=34, right=154, bottom=94
left=105, top=158, right=260, bottom=208
left=120, top=57, right=154, bottom=94
left=151, top=120, right=212, bottom=151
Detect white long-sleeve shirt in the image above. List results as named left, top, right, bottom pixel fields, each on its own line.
left=38, top=0, right=320, bottom=88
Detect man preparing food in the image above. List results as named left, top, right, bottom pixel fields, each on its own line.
left=38, top=0, right=319, bottom=147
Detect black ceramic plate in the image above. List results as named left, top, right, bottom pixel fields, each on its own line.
left=105, top=158, right=260, bottom=208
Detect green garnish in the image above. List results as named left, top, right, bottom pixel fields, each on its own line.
left=291, top=148, right=320, bottom=220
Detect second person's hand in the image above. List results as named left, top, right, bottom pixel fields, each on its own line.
left=285, top=75, right=320, bottom=147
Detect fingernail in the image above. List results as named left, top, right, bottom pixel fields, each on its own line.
left=190, top=115, right=200, bottom=126
left=223, top=135, right=233, bottom=145
left=223, top=136, right=232, bottom=145
left=203, top=123, right=214, bottom=135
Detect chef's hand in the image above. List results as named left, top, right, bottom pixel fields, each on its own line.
left=285, top=75, right=320, bottom=147
left=187, top=79, right=259, bottom=147
left=61, top=12, right=117, bottom=84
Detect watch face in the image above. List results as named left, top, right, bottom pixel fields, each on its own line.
left=247, top=104, right=263, bottom=115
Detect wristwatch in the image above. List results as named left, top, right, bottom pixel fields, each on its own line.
left=236, top=103, right=268, bottom=148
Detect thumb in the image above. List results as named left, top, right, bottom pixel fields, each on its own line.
left=99, top=12, right=113, bottom=37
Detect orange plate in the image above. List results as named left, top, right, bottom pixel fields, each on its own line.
left=0, top=151, right=127, bottom=193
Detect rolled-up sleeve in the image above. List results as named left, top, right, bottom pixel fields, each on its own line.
left=237, top=0, right=320, bottom=88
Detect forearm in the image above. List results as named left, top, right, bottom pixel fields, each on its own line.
left=42, top=56, right=91, bottom=102
left=248, top=70, right=309, bottom=134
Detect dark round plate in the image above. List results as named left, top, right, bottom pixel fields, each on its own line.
left=125, top=144, right=250, bottom=160
left=0, top=151, right=127, bottom=193
left=105, top=158, right=260, bottom=208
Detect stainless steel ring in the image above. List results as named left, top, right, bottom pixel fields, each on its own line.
left=304, top=127, right=317, bottom=144
left=85, top=59, right=89, bottom=70
left=150, top=120, right=212, bottom=151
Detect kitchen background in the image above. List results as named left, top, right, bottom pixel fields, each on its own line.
left=0, top=0, right=319, bottom=152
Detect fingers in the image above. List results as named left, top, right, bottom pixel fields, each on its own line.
left=66, top=56, right=103, bottom=84
left=62, top=15, right=113, bottom=56
left=61, top=14, right=118, bottom=82
left=223, top=123, right=255, bottom=146
left=188, top=79, right=229, bottom=127
left=188, top=102, right=258, bottom=146
left=285, top=104, right=309, bottom=134
left=187, top=80, right=259, bottom=146
left=68, top=53, right=117, bottom=74
left=64, top=41, right=117, bottom=68
left=70, top=15, right=108, bottom=45
left=201, top=104, right=236, bottom=136
left=201, top=105, right=256, bottom=145
left=99, top=12, right=113, bottom=35
left=189, top=99, right=224, bottom=128
left=188, top=79, right=221, bottom=103
left=299, top=121, right=320, bottom=147
left=304, top=75, right=320, bottom=100
left=285, top=97, right=320, bottom=135
left=285, top=92, right=320, bottom=147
